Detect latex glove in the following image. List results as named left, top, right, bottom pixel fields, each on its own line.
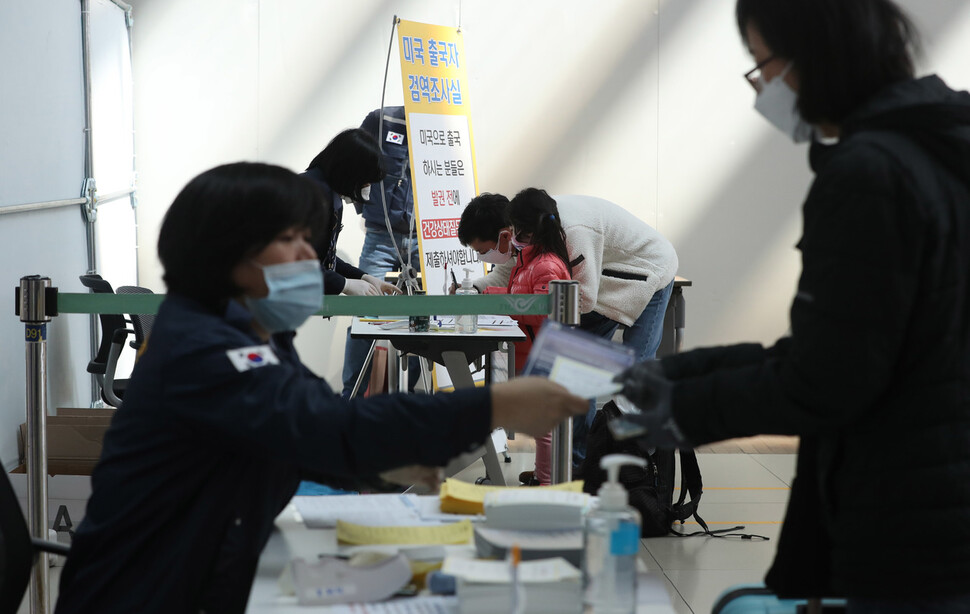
left=611, top=360, right=690, bottom=448
left=379, top=465, right=443, bottom=494
left=362, top=274, right=402, bottom=295
left=342, top=278, right=381, bottom=296
left=490, top=377, right=588, bottom=438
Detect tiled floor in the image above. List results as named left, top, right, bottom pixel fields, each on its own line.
left=460, top=439, right=796, bottom=614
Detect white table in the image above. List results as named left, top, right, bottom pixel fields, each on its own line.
left=246, top=502, right=677, bottom=613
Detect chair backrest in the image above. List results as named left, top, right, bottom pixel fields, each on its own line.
left=79, top=275, right=128, bottom=375
left=115, top=285, right=156, bottom=349
left=0, top=462, right=36, bottom=613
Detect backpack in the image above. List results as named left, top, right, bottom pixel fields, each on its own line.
left=580, top=401, right=765, bottom=539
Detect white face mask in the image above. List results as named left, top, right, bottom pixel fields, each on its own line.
left=754, top=62, right=814, bottom=143
left=359, top=185, right=371, bottom=201
left=478, top=231, right=513, bottom=265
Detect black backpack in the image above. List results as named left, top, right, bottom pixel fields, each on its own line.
left=580, top=401, right=765, bottom=539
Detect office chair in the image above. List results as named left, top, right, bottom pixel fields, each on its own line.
left=79, top=276, right=155, bottom=407
left=0, top=458, right=70, bottom=613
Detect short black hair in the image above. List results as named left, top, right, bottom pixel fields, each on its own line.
left=509, top=188, right=571, bottom=275
left=736, top=0, right=918, bottom=124
left=306, top=128, right=386, bottom=202
left=158, top=162, right=329, bottom=312
left=457, top=193, right=511, bottom=246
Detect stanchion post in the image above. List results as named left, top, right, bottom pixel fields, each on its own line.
left=18, top=276, right=54, bottom=613
left=548, top=280, right=579, bottom=484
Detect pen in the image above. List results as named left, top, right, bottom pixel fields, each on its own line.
left=510, top=543, right=524, bottom=614
left=450, top=268, right=458, bottom=287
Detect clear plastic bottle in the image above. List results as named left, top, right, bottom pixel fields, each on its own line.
left=582, top=454, right=646, bottom=614
left=455, top=268, right=478, bottom=334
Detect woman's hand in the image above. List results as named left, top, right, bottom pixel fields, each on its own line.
left=362, top=274, right=402, bottom=295
left=489, top=377, right=588, bottom=438
left=342, top=278, right=381, bottom=296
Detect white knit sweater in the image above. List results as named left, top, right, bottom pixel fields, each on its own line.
left=473, top=194, right=678, bottom=326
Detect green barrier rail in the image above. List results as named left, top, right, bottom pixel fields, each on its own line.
left=54, top=292, right=552, bottom=317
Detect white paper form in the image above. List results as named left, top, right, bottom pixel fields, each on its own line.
left=294, top=494, right=423, bottom=529
left=325, top=596, right=459, bottom=613
left=548, top=356, right=624, bottom=399
left=442, top=556, right=581, bottom=584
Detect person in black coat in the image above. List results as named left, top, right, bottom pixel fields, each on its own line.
left=614, top=0, right=970, bottom=610
left=302, top=129, right=401, bottom=297
left=54, top=162, right=587, bottom=613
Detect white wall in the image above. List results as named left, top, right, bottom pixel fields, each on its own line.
left=125, top=0, right=970, bottom=387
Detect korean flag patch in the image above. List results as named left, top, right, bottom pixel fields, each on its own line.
left=386, top=131, right=405, bottom=145
left=226, top=345, right=280, bottom=372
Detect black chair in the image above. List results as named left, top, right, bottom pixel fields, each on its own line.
left=0, top=459, right=70, bottom=613
left=79, top=275, right=155, bottom=407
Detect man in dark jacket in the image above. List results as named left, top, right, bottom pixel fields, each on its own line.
left=615, top=0, right=970, bottom=610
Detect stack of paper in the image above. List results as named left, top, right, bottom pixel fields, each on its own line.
left=482, top=489, right=590, bottom=531
left=443, top=556, right=582, bottom=614
left=438, top=478, right=584, bottom=515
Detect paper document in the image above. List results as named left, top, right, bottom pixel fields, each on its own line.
left=439, top=478, right=584, bottom=514
left=522, top=321, right=635, bottom=397
left=324, top=596, right=459, bottom=613
left=336, top=519, right=474, bottom=545
left=433, top=314, right=518, bottom=327
left=443, top=556, right=581, bottom=584
left=548, top=355, right=624, bottom=398
left=294, top=494, right=422, bottom=528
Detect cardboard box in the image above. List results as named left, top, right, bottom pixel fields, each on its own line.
left=11, top=410, right=114, bottom=531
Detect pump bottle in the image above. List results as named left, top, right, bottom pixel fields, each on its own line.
left=582, top=453, right=646, bottom=613
left=455, top=268, right=478, bottom=334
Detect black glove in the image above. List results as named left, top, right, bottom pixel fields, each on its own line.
left=611, top=360, right=691, bottom=449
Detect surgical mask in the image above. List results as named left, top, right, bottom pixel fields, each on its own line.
left=509, top=235, right=530, bottom=251
left=359, top=185, right=371, bottom=201
left=244, top=259, right=323, bottom=333
left=479, top=232, right=513, bottom=265
left=754, top=62, right=814, bottom=143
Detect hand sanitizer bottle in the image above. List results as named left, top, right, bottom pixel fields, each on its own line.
left=582, top=453, right=646, bottom=614
left=455, top=268, right=478, bottom=334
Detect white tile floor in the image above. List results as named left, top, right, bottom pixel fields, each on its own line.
left=455, top=451, right=796, bottom=614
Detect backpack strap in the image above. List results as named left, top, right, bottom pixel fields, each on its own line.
left=668, top=450, right=771, bottom=541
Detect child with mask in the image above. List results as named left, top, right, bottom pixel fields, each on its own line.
left=458, top=191, right=573, bottom=485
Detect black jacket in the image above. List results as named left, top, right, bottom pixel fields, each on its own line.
left=55, top=295, right=491, bottom=613
left=664, top=75, right=970, bottom=599
left=301, top=167, right=366, bottom=294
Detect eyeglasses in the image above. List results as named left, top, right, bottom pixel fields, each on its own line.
left=743, top=55, right=776, bottom=92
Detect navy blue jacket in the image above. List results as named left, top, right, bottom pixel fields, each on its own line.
left=55, top=295, right=491, bottom=613
left=358, top=106, right=414, bottom=235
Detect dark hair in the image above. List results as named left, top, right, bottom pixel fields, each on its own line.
left=458, top=193, right=511, bottom=245
left=306, top=128, right=386, bottom=202
left=158, top=162, right=329, bottom=311
left=508, top=188, right=571, bottom=275
left=736, top=0, right=918, bottom=124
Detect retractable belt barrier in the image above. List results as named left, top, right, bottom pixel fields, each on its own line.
left=52, top=292, right=553, bottom=317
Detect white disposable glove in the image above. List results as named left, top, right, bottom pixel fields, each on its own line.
left=342, top=278, right=381, bottom=296
left=362, top=273, right=402, bottom=295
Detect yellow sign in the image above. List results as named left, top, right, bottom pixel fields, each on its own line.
left=397, top=19, right=486, bottom=390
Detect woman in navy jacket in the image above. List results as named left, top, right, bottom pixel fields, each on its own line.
left=54, top=162, right=586, bottom=613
